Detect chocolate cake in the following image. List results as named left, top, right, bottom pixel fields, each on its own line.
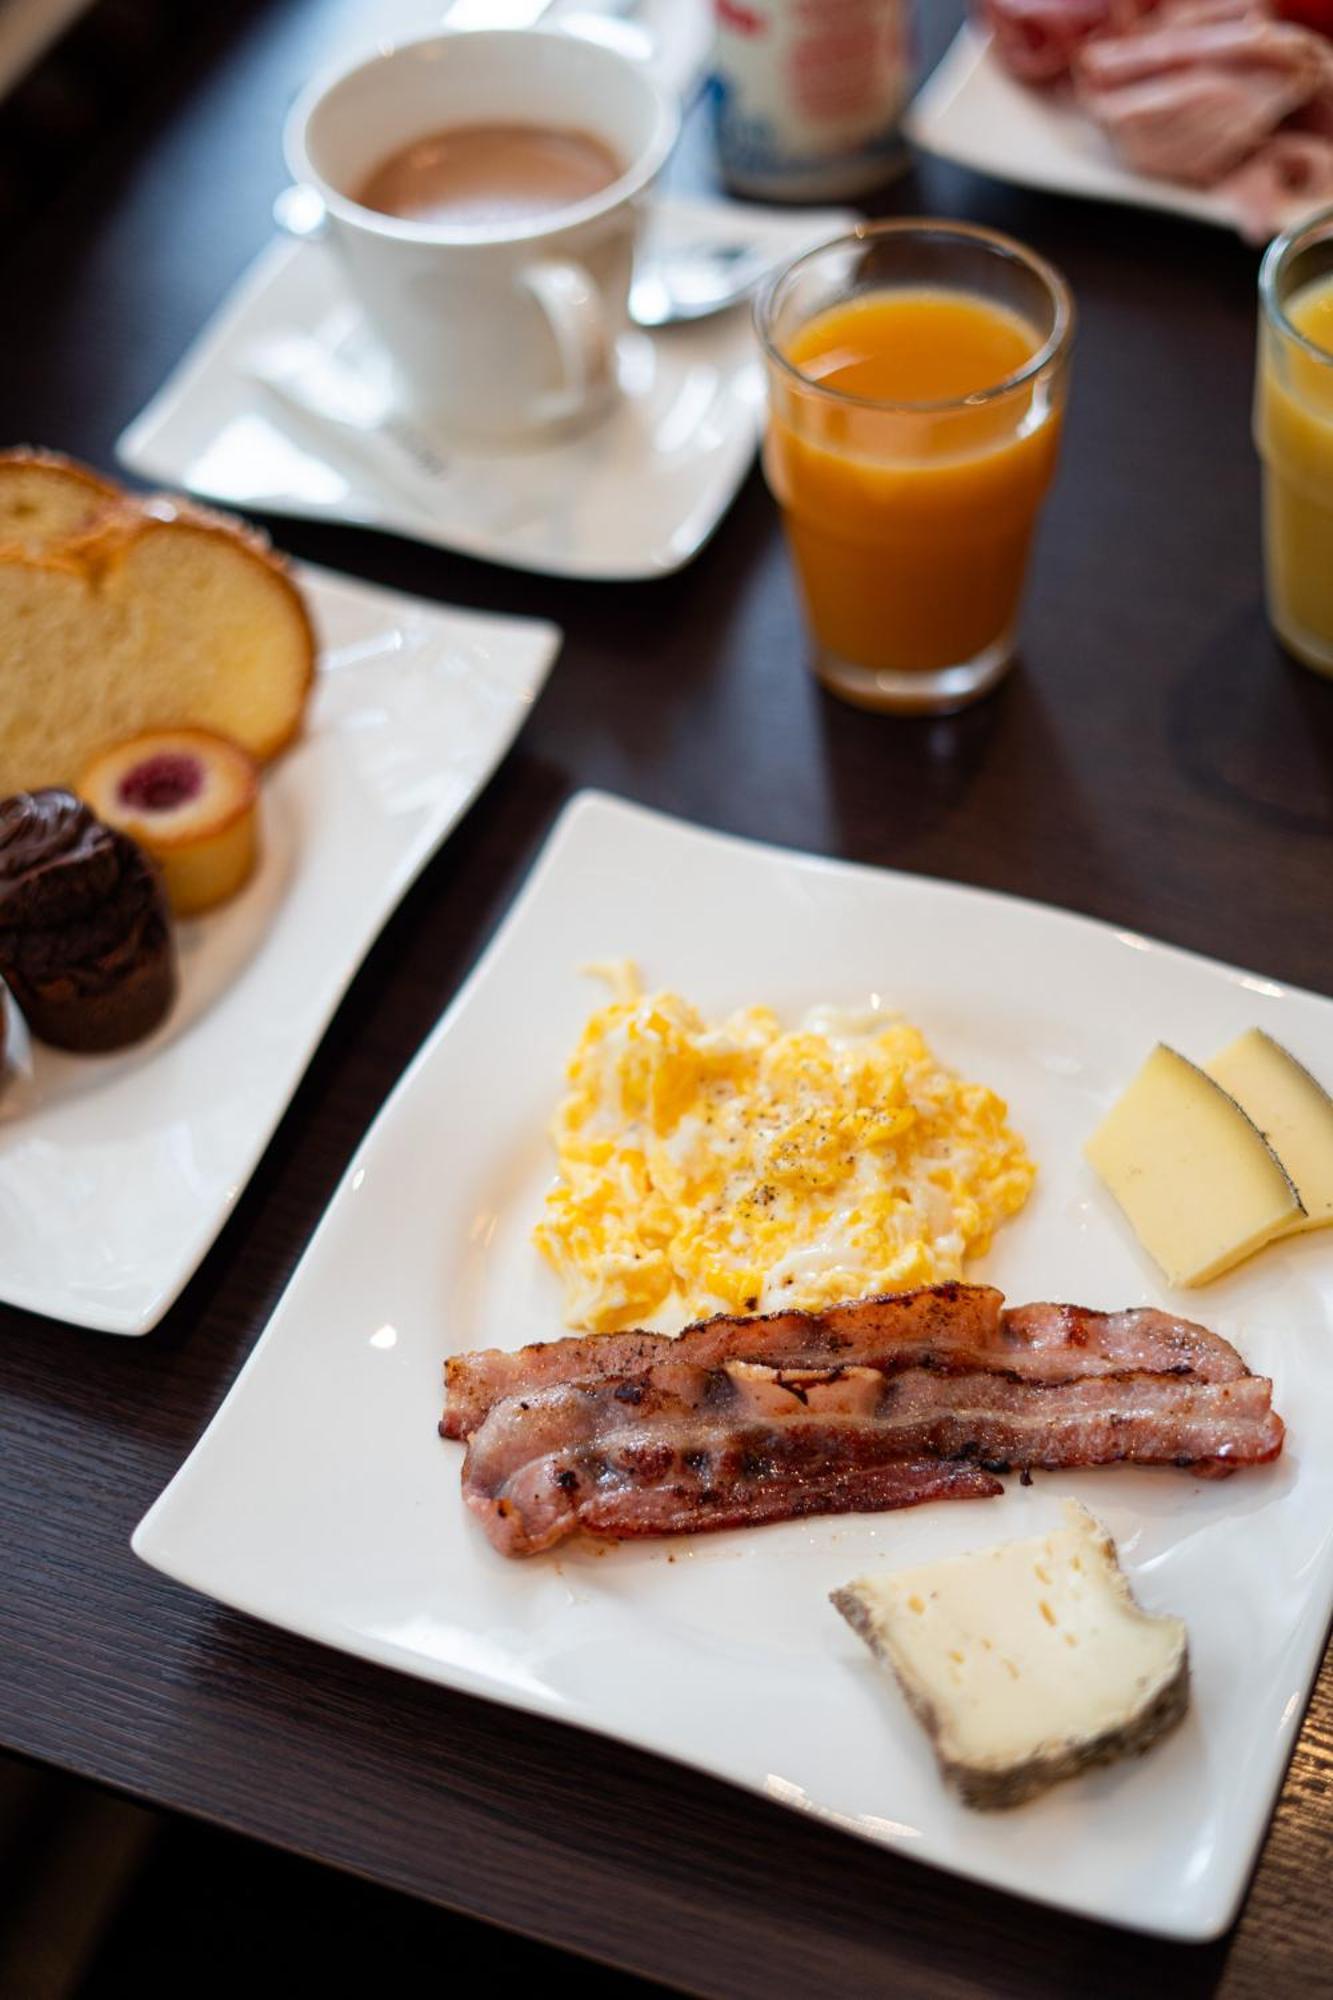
left=0, top=788, right=176, bottom=1051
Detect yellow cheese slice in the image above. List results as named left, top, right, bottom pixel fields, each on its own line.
left=1084, top=1044, right=1303, bottom=1286
left=1208, top=1029, right=1333, bottom=1235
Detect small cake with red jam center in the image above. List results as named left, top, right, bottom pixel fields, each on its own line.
left=78, top=727, right=260, bottom=917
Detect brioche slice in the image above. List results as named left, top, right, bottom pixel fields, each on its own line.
left=0, top=493, right=315, bottom=793
left=0, top=447, right=121, bottom=553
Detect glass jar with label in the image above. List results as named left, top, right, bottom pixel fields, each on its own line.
left=709, top=0, right=914, bottom=202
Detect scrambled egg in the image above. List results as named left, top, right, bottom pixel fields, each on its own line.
left=534, top=964, right=1035, bottom=1335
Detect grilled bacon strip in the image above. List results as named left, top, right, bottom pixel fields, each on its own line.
left=442, top=1283, right=1002, bottom=1440
left=461, top=1363, right=1283, bottom=1555
left=997, top=1300, right=1248, bottom=1381
left=442, top=1287, right=1284, bottom=1559
left=476, top=1447, right=1004, bottom=1560
left=442, top=1284, right=1247, bottom=1441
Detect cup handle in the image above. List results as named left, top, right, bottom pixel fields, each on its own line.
left=273, top=185, right=328, bottom=242
left=521, top=258, right=612, bottom=420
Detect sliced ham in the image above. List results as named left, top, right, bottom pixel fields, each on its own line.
left=979, top=0, right=1161, bottom=83
left=1142, top=0, right=1276, bottom=23
left=1290, top=58, right=1333, bottom=134
left=1075, top=15, right=1330, bottom=181
left=1075, top=10, right=1321, bottom=87
left=980, top=0, right=1333, bottom=235
left=1218, top=129, right=1333, bottom=236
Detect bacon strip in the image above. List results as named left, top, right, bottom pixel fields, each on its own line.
left=443, top=1287, right=1284, bottom=1558
left=442, top=1283, right=1002, bottom=1440
left=461, top=1363, right=1283, bottom=1555
left=999, top=1301, right=1247, bottom=1381
left=442, top=1285, right=1246, bottom=1440
left=474, top=1449, right=1004, bottom=1560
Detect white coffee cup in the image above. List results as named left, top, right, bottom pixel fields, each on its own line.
left=283, top=30, right=679, bottom=446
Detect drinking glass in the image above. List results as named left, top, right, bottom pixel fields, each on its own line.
left=1256, top=206, right=1333, bottom=678
left=756, top=220, right=1074, bottom=714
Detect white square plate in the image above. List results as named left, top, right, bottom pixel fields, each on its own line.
left=133, top=793, right=1333, bottom=1936
left=115, top=198, right=853, bottom=582
left=907, top=25, right=1236, bottom=232
left=0, top=566, right=558, bottom=1333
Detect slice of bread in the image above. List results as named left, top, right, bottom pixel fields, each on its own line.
left=0, top=462, right=315, bottom=794
left=0, top=448, right=121, bottom=553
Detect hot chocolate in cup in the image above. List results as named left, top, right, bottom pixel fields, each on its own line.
left=283, top=30, right=679, bottom=447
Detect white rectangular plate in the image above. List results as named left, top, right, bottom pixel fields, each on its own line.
left=907, top=25, right=1236, bottom=232
left=134, top=793, right=1333, bottom=1936
left=0, top=566, right=558, bottom=1333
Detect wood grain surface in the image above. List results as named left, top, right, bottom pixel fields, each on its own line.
left=2, top=1, right=1332, bottom=1993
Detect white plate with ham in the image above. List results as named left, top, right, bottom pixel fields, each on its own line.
left=909, top=5, right=1333, bottom=245
left=133, top=792, right=1333, bottom=1939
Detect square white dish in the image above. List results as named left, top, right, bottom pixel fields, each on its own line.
left=116, top=198, right=853, bottom=582
left=0, top=566, right=558, bottom=1334
left=907, top=24, right=1236, bottom=232
left=133, top=791, right=1333, bottom=1936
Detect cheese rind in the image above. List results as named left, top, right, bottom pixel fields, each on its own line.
left=832, top=1502, right=1189, bottom=1810
left=1084, top=1043, right=1303, bottom=1286
left=1208, top=1029, right=1333, bottom=1235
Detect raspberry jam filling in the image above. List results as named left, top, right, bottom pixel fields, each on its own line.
left=117, top=752, right=204, bottom=814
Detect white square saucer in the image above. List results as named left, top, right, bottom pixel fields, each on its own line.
left=117, top=199, right=854, bottom=581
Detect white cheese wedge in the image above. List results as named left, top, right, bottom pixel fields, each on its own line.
left=1208, top=1029, right=1333, bottom=1236
left=831, top=1502, right=1188, bottom=1810
left=1084, top=1043, right=1303, bottom=1286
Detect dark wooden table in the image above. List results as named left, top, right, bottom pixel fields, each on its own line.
left=4, top=2, right=1333, bottom=1994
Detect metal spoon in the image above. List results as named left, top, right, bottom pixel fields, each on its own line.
left=628, top=238, right=779, bottom=328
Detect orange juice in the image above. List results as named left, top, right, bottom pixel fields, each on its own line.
left=763, top=287, right=1065, bottom=683
left=1256, top=268, right=1333, bottom=676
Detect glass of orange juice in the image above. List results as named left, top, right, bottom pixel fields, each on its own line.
left=1257, top=206, right=1333, bottom=678
left=756, top=220, right=1074, bottom=714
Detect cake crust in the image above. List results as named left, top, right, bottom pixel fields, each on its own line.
left=0, top=447, right=122, bottom=554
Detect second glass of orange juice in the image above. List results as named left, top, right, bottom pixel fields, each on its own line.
left=756, top=220, right=1074, bottom=713
left=1256, top=206, right=1333, bottom=678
